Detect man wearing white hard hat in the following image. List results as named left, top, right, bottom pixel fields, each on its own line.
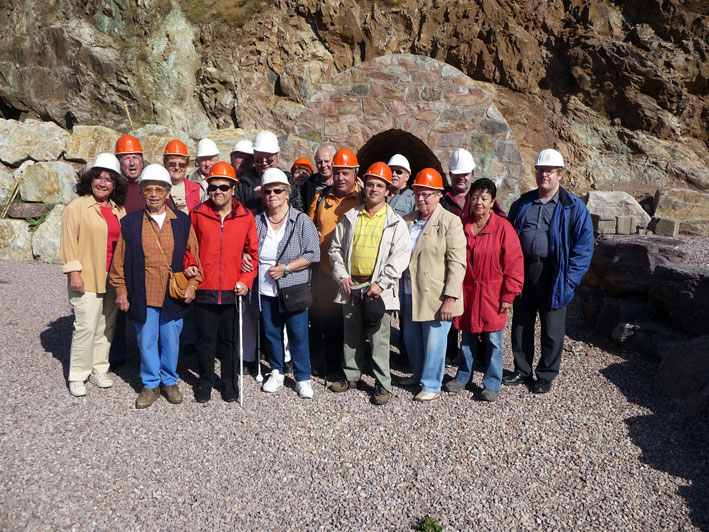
left=237, top=130, right=303, bottom=212
left=386, top=154, right=416, bottom=217
left=230, top=139, right=254, bottom=179
left=188, top=138, right=220, bottom=201
left=503, top=148, right=593, bottom=394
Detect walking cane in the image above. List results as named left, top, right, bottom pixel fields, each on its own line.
left=255, top=310, right=264, bottom=383
left=238, top=294, right=244, bottom=407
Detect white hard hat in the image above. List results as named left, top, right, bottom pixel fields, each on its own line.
left=91, top=153, right=121, bottom=175
left=534, top=148, right=565, bottom=168
left=196, top=138, right=219, bottom=158
left=138, top=164, right=172, bottom=186
left=387, top=154, right=411, bottom=173
left=253, top=131, right=280, bottom=154
left=449, top=149, right=475, bottom=174
left=231, top=139, right=254, bottom=155
left=261, top=168, right=290, bottom=188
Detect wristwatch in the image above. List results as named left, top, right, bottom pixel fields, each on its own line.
left=284, top=264, right=291, bottom=275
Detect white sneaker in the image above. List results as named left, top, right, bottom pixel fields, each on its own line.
left=89, top=372, right=113, bottom=388
left=262, top=370, right=284, bottom=393
left=69, top=381, right=86, bottom=397
left=295, top=379, right=313, bottom=399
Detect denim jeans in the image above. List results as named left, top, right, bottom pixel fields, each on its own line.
left=260, top=296, right=311, bottom=382
left=401, top=293, right=452, bottom=393
left=454, top=329, right=504, bottom=391
left=132, top=306, right=183, bottom=388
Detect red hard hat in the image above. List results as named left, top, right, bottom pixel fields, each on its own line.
left=331, top=148, right=359, bottom=169
left=291, top=157, right=314, bottom=174
left=413, top=168, right=444, bottom=190
left=115, top=134, right=143, bottom=155
left=363, top=162, right=392, bottom=186
left=207, top=161, right=238, bottom=183
left=164, top=139, right=189, bottom=157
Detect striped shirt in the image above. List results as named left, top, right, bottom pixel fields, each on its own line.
left=350, top=205, right=386, bottom=278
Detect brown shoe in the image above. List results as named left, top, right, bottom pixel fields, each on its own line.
left=136, top=387, right=160, bottom=409
left=328, top=379, right=359, bottom=393
left=371, top=383, right=391, bottom=406
left=162, top=384, right=183, bottom=404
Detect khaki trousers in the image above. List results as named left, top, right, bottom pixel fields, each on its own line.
left=68, top=284, right=117, bottom=381
left=342, top=306, right=392, bottom=391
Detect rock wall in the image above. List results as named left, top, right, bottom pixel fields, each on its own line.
left=0, top=0, right=707, bottom=195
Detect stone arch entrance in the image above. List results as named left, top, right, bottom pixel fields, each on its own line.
left=357, top=129, right=443, bottom=179
left=282, top=53, right=524, bottom=209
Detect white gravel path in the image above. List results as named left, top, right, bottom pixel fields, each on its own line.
left=0, top=259, right=706, bottom=531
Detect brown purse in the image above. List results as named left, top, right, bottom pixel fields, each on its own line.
left=147, top=214, right=189, bottom=301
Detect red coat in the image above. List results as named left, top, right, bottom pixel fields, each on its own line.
left=454, top=212, right=524, bottom=333
left=184, top=179, right=202, bottom=213
left=190, top=198, right=258, bottom=305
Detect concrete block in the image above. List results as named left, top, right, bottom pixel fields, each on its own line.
left=616, top=215, right=632, bottom=235
left=649, top=217, right=679, bottom=237
left=592, top=213, right=617, bottom=234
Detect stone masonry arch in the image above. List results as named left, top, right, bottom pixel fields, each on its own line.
left=357, top=129, right=443, bottom=179
left=282, top=54, right=524, bottom=210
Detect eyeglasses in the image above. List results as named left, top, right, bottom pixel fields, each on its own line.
left=168, top=162, right=187, bottom=169
left=254, top=156, right=276, bottom=165
left=414, top=191, right=437, bottom=200
left=392, top=168, right=407, bottom=175
left=263, top=188, right=285, bottom=196
left=537, top=168, right=561, bottom=176
left=142, top=186, right=166, bottom=195
left=93, top=176, right=114, bottom=184
left=208, top=184, right=232, bottom=192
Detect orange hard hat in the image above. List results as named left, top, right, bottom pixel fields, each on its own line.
left=115, top=134, right=143, bottom=155
left=413, top=168, right=444, bottom=190
left=207, top=161, right=238, bottom=183
left=291, top=157, right=314, bottom=174
left=331, top=148, right=359, bottom=169
left=164, top=139, right=189, bottom=157
left=363, top=162, right=392, bottom=186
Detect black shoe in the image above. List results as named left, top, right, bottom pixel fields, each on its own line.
left=222, top=382, right=238, bottom=402
left=532, top=378, right=552, bottom=394
left=502, top=372, right=532, bottom=386
left=370, top=383, right=391, bottom=406
left=195, top=386, right=212, bottom=403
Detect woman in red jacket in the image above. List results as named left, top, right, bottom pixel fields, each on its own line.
left=447, top=178, right=524, bottom=402
left=190, top=162, right=258, bottom=403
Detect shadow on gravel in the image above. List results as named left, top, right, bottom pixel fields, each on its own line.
left=601, top=355, right=709, bottom=531
left=40, top=315, right=74, bottom=380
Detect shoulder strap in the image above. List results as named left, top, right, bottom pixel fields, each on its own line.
left=276, top=212, right=310, bottom=287
left=145, top=212, right=173, bottom=273
left=314, top=185, right=332, bottom=226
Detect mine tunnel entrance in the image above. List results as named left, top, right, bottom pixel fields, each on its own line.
left=357, top=129, right=443, bottom=182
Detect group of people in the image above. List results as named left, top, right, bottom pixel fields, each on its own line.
left=60, top=129, right=594, bottom=409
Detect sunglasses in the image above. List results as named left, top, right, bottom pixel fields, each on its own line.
left=392, top=168, right=407, bottom=175
left=263, top=188, right=285, bottom=196
left=254, top=156, right=276, bottom=165
left=208, top=184, right=232, bottom=192
left=142, top=186, right=166, bottom=195
left=168, top=162, right=187, bottom=169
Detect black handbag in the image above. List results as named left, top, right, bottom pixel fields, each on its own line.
left=275, top=213, right=312, bottom=312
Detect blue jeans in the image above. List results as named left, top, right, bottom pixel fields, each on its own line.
left=260, top=296, right=311, bottom=382
left=401, top=293, right=452, bottom=393
left=455, top=329, right=504, bottom=391
left=132, top=306, right=183, bottom=388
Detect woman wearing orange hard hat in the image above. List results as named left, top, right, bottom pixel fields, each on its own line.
left=163, top=140, right=201, bottom=214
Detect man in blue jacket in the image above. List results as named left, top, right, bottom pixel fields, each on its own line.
left=503, top=149, right=594, bottom=393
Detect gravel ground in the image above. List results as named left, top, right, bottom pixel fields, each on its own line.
left=0, top=259, right=707, bottom=531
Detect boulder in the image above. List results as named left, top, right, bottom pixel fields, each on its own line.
left=657, top=336, right=709, bottom=416
left=19, top=161, right=78, bottom=205
left=649, top=263, right=709, bottom=336
left=584, top=191, right=651, bottom=228
left=587, top=235, right=686, bottom=295
left=6, top=203, right=47, bottom=219
left=0, top=164, right=14, bottom=207
left=0, top=119, right=70, bottom=166
left=65, top=125, right=120, bottom=163
left=32, top=204, right=63, bottom=264
left=652, top=187, right=709, bottom=236
left=611, top=320, right=688, bottom=359
left=0, top=219, right=33, bottom=261
left=648, top=217, right=679, bottom=237
left=129, top=124, right=194, bottom=166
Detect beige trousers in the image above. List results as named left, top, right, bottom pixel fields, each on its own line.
left=68, top=283, right=118, bottom=381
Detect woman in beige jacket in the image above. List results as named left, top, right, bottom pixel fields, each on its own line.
left=60, top=153, right=126, bottom=397
left=400, top=168, right=466, bottom=401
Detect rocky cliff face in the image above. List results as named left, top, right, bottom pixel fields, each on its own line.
left=1, top=0, right=707, bottom=192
